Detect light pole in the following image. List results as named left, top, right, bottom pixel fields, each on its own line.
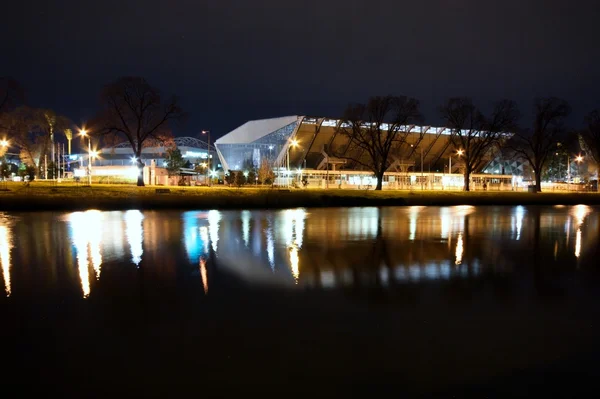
left=79, top=129, right=92, bottom=185
left=575, top=155, right=584, bottom=183
left=202, top=130, right=211, bottom=186
left=287, top=138, right=298, bottom=188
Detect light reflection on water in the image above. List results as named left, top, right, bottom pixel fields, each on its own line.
left=0, top=222, right=13, bottom=297
left=0, top=206, right=598, bottom=299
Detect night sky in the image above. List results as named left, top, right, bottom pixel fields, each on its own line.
left=2, top=0, right=600, bottom=139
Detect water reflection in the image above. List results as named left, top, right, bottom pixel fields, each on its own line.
left=200, top=257, right=208, bottom=294
left=125, top=210, right=144, bottom=266
left=1, top=206, right=598, bottom=300
left=0, top=223, right=13, bottom=297
left=455, top=233, right=463, bottom=265
left=69, top=211, right=104, bottom=297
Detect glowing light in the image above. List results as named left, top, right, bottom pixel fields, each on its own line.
left=0, top=225, right=13, bottom=297
left=0, top=139, right=8, bottom=147
left=575, top=229, right=582, bottom=258
left=573, top=204, right=590, bottom=226
left=576, top=155, right=584, bottom=163
left=241, top=210, right=251, bottom=247
left=513, top=206, right=525, bottom=240
left=209, top=170, right=217, bottom=177
left=69, top=210, right=104, bottom=297
left=208, top=210, right=221, bottom=253
left=290, top=244, right=299, bottom=283
left=79, top=129, right=87, bottom=137
left=125, top=210, right=144, bottom=266
left=455, top=233, right=464, bottom=265
left=200, top=257, right=208, bottom=294
left=131, top=156, right=137, bottom=163
left=290, top=139, right=298, bottom=147
left=199, top=226, right=209, bottom=255
left=266, top=219, right=275, bottom=270
left=409, top=206, right=424, bottom=240
left=457, top=149, right=464, bottom=156
left=268, top=145, right=274, bottom=150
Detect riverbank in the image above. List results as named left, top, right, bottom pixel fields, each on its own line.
left=1, top=182, right=600, bottom=211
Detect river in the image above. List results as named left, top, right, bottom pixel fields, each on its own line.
left=1, top=205, right=600, bottom=396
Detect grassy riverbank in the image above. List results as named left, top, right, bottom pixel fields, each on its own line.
left=1, top=181, right=600, bottom=211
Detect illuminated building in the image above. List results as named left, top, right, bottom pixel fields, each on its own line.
left=215, top=116, right=516, bottom=189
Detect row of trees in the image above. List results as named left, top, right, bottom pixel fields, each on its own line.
left=334, top=95, right=599, bottom=191
left=1, top=76, right=185, bottom=186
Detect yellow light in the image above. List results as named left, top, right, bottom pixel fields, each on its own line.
left=200, top=257, right=208, bottom=294
left=290, top=244, right=299, bottom=283
left=90, top=150, right=99, bottom=157
left=576, top=155, right=583, bottom=162
left=457, top=149, right=464, bottom=156
left=79, top=129, right=87, bottom=137
left=0, top=225, right=13, bottom=297
left=291, top=139, right=298, bottom=147
left=0, top=139, right=8, bottom=147
left=455, top=233, right=464, bottom=265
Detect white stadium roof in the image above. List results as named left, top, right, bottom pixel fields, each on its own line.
left=215, top=115, right=299, bottom=144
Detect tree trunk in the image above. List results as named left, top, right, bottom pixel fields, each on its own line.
left=136, top=157, right=145, bottom=186
left=463, top=170, right=471, bottom=191
left=535, top=169, right=542, bottom=193
left=375, top=171, right=384, bottom=190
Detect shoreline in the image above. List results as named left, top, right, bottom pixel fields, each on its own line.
left=1, top=184, right=600, bottom=211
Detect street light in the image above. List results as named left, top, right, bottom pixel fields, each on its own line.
left=202, top=130, right=211, bottom=186
left=79, top=129, right=92, bottom=185
left=0, top=139, right=8, bottom=148
left=449, top=149, right=464, bottom=175
left=287, top=138, right=299, bottom=187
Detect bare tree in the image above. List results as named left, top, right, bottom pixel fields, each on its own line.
left=581, top=110, right=600, bottom=192
left=2, top=106, right=69, bottom=176
left=257, top=157, right=274, bottom=185
left=510, top=98, right=570, bottom=192
left=93, top=77, right=185, bottom=186
left=334, top=95, right=422, bottom=190
left=440, top=98, right=519, bottom=191
left=582, top=110, right=600, bottom=163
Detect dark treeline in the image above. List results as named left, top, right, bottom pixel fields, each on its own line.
left=1, top=76, right=599, bottom=190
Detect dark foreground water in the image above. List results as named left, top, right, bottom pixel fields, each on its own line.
left=2, top=205, right=600, bottom=396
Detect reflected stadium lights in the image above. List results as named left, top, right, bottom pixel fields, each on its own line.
left=125, top=210, right=144, bottom=266
left=0, top=225, right=13, bottom=297
left=455, top=233, right=464, bottom=265
left=69, top=210, right=104, bottom=297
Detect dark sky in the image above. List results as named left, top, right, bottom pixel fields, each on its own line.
left=2, top=0, right=600, bottom=139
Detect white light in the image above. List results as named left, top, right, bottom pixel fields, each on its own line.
left=131, top=157, right=137, bottom=163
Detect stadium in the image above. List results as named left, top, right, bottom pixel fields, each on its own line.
left=215, top=116, right=518, bottom=190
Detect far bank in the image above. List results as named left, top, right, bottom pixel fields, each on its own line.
left=1, top=183, right=600, bottom=211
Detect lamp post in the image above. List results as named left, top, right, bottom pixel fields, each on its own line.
left=287, top=138, right=298, bottom=188
left=202, top=130, right=211, bottom=186
left=575, top=155, right=584, bottom=184
left=79, top=129, right=92, bottom=185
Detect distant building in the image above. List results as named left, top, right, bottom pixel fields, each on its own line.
left=71, top=136, right=218, bottom=169
left=215, top=116, right=517, bottom=189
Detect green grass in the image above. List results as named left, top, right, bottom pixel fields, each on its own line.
left=1, top=181, right=599, bottom=211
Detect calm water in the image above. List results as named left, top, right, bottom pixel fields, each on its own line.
left=1, top=205, right=599, bottom=299
left=2, top=205, right=600, bottom=396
